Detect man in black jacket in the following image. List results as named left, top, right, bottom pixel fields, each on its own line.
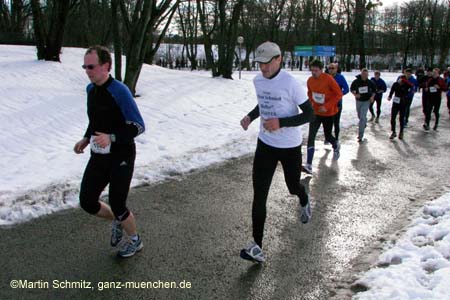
left=387, top=76, right=413, bottom=140
left=423, top=68, right=448, bottom=131
left=350, top=68, right=376, bottom=142
left=74, top=46, right=146, bottom=258
left=418, top=68, right=433, bottom=117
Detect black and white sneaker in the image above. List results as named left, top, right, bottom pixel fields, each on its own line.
left=332, top=142, right=341, bottom=161
left=300, top=195, right=312, bottom=224
left=423, top=124, right=430, bottom=131
left=240, top=242, right=265, bottom=263
left=118, top=235, right=143, bottom=258
left=111, top=220, right=123, bottom=247
left=302, top=164, right=313, bottom=175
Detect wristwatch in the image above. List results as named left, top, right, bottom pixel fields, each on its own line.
left=110, top=134, right=116, bottom=143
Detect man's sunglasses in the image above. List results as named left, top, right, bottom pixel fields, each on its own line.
left=82, top=64, right=99, bottom=70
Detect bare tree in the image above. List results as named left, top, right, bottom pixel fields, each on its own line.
left=197, top=0, right=219, bottom=74
left=216, top=0, right=245, bottom=78
left=437, top=0, right=450, bottom=67
left=118, top=0, right=180, bottom=95
left=177, top=0, right=199, bottom=70
left=0, top=0, right=29, bottom=43
left=30, top=0, right=75, bottom=61
left=239, top=0, right=262, bottom=70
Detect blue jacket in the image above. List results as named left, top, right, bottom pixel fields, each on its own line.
left=332, top=73, right=349, bottom=105
left=370, top=77, right=387, bottom=94
left=447, top=77, right=450, bottom=96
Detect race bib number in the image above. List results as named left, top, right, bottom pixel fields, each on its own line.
left=90, top=136, right=111, bottom=154
left=312, top=92, right=325, bottom=104
left=393, top=97, right=401, bottom=104
left=429, top=87, right=437, bottom=93
left=358, top=86, right=368, bottom=94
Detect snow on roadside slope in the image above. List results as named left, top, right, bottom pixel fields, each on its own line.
left=0, top=45, right=411, bottom=225
left=352, top=192, right=450, bottom=300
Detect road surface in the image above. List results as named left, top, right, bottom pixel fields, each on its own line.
left=1, top=106, right=450, bottom=300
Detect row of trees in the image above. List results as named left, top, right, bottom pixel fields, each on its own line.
left=175, top=0, right=450, bottom=71
left=1, top=0, right=449, bottom=93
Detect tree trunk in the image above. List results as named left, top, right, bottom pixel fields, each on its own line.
left=216, top=0, right=244, bottom=79
left=196, top=0, right=218, bottom=75
left=123, top=0, right=153, bottom=95
left=30, top=0, right=71, bottom=62
left=355, top=0, right=366, bottom=68
left=30, top=0, right=46, bottom=60
left=45, top=1, right=71, bottom=61
left=111, top=0, right=122, bottom=81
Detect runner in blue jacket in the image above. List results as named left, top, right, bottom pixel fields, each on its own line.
left=327, top=63, right=349, bottom=142
left=370, top=71, right=387, bottom=123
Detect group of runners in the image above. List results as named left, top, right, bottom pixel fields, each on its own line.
left=73, top=43, right=449, bottom=262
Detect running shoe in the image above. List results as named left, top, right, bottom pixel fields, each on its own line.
left=333, top=142, right=341, bottom=161
left=300, top=195, right=312, bottom=224
left=240, top=242, right=265, bottom=263
left=118, top=235, right=143, bottom=258
left=111, top=220, right=123, bottom=247
left=302, top=164, right=313, bottom=175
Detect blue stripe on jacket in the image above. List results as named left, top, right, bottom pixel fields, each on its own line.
left=86, top=80, right=145, bottom=135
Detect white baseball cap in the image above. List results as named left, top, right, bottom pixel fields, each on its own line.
left=254, top=41, right=281, bottom=64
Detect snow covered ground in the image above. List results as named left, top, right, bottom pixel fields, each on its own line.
left=352, top=192, right=450, bottom=300
left=0, top=45, right=417, bottom=226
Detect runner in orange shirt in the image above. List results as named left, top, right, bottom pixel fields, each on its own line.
left=302, top=60, right=343, bottom=174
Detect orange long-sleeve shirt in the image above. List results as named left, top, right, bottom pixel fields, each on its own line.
left=307, top=73, right=343, bottom=117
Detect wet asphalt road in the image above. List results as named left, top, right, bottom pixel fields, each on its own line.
left=1, top=106, right=450, bottom=300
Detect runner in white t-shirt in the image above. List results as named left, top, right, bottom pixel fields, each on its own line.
left=239, top=41, right=314, bottom=263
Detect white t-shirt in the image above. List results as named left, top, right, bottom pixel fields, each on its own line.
left=253, top=70, right=308, bottom=148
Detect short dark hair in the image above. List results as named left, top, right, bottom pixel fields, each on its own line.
left=310, top=60, right=324, bottom=69
left=85, top=45, right=112, bottom=71
left=361, top=68, right=368, bottom=73
left=404, top=68, right=412, bottom=73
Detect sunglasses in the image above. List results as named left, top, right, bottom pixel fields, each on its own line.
left=328, top=67, right=336, bottom=69
left=82, top=64, right=99, bottom=70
